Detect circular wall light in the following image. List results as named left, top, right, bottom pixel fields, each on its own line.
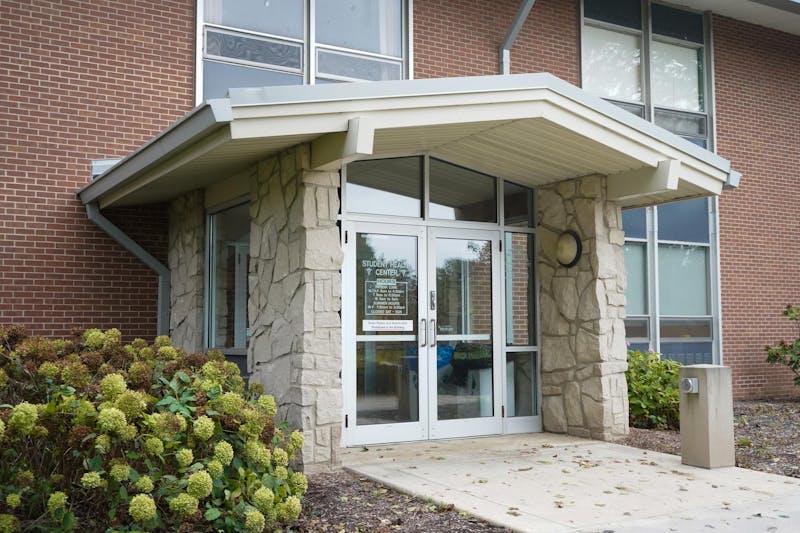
left=556, top=230, right=582, bottom=268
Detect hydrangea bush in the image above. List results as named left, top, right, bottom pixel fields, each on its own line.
left=0, top=325, right=306, bottom=532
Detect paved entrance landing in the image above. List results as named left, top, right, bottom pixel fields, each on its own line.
left=343, top=434, right=800, bottom=532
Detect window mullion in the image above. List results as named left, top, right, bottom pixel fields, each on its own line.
left=642, top=0, right=653, bottom=122
left=307, top=0, right=314, bottom=84
left=648, top=205, right=660, bottom=354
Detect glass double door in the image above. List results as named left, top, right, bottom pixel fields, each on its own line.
left=344, top=222, right=503, bottom=445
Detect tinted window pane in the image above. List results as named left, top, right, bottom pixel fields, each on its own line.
left=505, top=233, right=535, bottom=346
left=655, top=108, right=707, bottom=137
left=317, top=0, right=403, bottom=57
left=317, top=49, right=403, bottom=81
left=609, top=100, right=645, bottom=117
left=624, top=243, right=647, bottom=315
left=582, top=26, right=642, bottom=102
left=584, top=0, right=642, bottom=29
left=429, top=159, right=496, bottom=222
left=652, top=4, right=704, bottom=43
left=657, top=198, right=708, bottom=243
left=660, top=342, right=712, bottom=365
left=658, top=244, right=709, bottom=315
left=504, top=181, right=534, bottom=227
left=203, top=60, right=302, bottom=100
left=652, top=41, right=704, bottom=112
left=628, top=342, right=650, bottom=353
left=210, top=203, right=250, bottom=350
left=684, top=137, right=707, bottom=148
left=206, top=29, right=302, bottom=70
left=205, top=0, right=303, bottom=39
left=622, top=207, right=646, bottom=239
left=624, top=318, right=649, bottom=339
left=346, top=157, right=422, bottom=217
left=660, top=318, right=712, bottom=339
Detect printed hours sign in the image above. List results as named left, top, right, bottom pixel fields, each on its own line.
left=361, top=259, right=413, bottom=332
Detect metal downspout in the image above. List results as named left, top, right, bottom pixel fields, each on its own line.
left=85, top=202, right=171, bottom=336
left=499, top=0, right=537, bottom=75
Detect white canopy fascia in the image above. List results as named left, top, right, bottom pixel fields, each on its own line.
left=78, top=73, right=737, bottom=209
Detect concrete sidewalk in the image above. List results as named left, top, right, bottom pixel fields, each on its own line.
left=343, top=434, right=800, bottom=532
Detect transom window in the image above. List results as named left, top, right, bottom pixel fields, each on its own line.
left=200, top=0, right=409, bottom=100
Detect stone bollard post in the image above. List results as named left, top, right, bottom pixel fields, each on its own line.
left=679, top=365, right=735, bottom=469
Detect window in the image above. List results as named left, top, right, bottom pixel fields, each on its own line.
left=621, top=200, right=716, bottom=364
left=582, top=1, right=719, bottom=364
left=582, top=0, right=708, bottom=147
left=199, top=0, right=409, bottom=100
left=207, top=202, right=250, bottom=363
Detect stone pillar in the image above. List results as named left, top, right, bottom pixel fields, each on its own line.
left=248, top=145, right=343, bottom=469
left=168, top=190, right=205, bottom=352
left=537, top=175, right=629, bottom=440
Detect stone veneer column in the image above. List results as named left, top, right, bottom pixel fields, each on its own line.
left=248, top=145, right=343, bottom=468
left=537, top=175, right=629, bottom=440
left=168, top=190, right=205, bottom=352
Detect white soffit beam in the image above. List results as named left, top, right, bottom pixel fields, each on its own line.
left=311, top=116, right=375, bottom=170
left=608, top=159, right=681, bottom=202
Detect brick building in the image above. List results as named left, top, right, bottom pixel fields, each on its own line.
left=1, top=0, right=798, bottom=467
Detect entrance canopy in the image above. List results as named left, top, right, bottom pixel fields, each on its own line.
left=78, top=73, right=739, bottom=209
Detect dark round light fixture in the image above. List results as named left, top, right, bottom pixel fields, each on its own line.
left=556, top=230, right=582, bottom=268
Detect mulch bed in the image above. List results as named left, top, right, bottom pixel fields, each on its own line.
left=294, top=400, right=799, bottom=531
left=294, top=471, right=509, bottom=532
left=619, top=399, right=800, bottom=478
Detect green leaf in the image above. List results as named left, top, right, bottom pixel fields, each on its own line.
left=156, top=397, right=175, bottom=407
left=176, top=371, right=190, bottom=383
left=119, top=484, right=128, bottom=500
left=204, top=508, right=221, bottom=521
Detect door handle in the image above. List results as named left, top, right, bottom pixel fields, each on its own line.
left=420, top=319, right=426, bottom=347
left=430, top=319, right=436, bottom=346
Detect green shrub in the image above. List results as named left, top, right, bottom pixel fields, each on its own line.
left=0, top=326, right=306, bottom=532
left=764, top=305, right=800, bottom=387
left=625, top=349, right=681, bottom=429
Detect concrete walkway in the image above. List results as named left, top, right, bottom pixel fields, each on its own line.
left=343, top=434, right=800, bottom=532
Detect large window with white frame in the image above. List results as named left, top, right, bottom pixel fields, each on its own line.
left=199, top=0, right=410, bottom=101
left=582, top=0, right=719, bottom=363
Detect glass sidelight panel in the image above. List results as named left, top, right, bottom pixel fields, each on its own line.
left=355, top=232, right=420, bottom=426
left=504, top=233, right=535, bottom=346
left=435, top=238, right=493, bottom=420
left=506, top=352, right=537, bottom=417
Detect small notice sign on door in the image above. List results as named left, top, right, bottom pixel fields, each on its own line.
left=362, top=320, right=414, bottom=332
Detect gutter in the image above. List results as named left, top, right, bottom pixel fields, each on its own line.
left=85, top=202, right=171, bottom=336
left=499, top=0, right=537, bottom=75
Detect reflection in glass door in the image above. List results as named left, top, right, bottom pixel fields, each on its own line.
left=427, top=228, right=502, bottom=439
left=344, top=224, right=428, bottom=445
left=343, top=224, right=504, bottom=444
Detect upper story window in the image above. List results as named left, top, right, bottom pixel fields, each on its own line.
left=582, top=1, right=718, bottom=364
left=582, top=0, right=708, bottom=147
left=200, top=0, right=409, bottom=100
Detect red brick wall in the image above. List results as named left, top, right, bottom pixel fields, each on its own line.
left=0, top=0, right=195, bottom=340
left=714, top=15, right=800, bottom=399
left=413, top=0, right=579, bottom=85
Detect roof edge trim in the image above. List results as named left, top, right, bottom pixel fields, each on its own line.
left=78, top=99, right=232, bottom=205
